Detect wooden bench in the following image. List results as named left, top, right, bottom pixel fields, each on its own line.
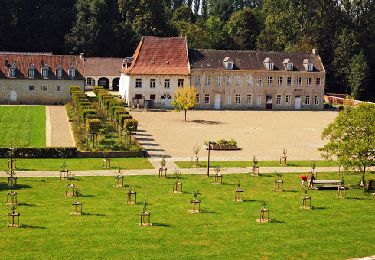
left=311, top=179, right=343, bottom=190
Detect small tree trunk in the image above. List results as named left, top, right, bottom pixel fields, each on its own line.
left=184, top=110, right=187, bottom=122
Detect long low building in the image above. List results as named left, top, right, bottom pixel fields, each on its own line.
left=120, top=36, right=325, bottom=110
left=0, top=52, right=85, bottom=104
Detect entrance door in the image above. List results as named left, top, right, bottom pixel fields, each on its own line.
left=266, top=95, right=272, bottom=109
left=10, top=90, right=17, bottom=102
left=214, top=94, right=221, bottom=109
left=295, top=96, right=301, bottom=109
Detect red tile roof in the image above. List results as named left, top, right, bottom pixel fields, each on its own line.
left=84, top=57, right=124, bottom=77
left=123, top=36, right=190, bottom=76
left=0, top=52, right=84, bottom=80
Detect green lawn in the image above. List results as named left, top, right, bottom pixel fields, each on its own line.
left=0, top=158, right=153, bottom=171
left=176, top=160, right=340, bottom=168
left=0, top=172, right=374, bottom=259
left=0, top=106, right=45, bottom=147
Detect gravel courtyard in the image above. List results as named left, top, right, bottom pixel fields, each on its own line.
left=132, top=110, right=338, bottom=160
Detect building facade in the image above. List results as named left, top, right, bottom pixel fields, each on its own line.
left=84, top=57, right=123, bottom=91
left=0, top=52, right=84, bottom=104
left=119, top=36, right=190, bottom=108
left=189, top=49, right=325, bottom=110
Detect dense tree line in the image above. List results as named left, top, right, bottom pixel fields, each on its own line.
left=0, top=0, right=373, bottom=100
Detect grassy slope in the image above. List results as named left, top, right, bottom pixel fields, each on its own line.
left=176, top=160, right=340, bottom=168
left=0, top=158, right=153, bottom=171
left=0, top=173, right=374, bottom=259
left=0, top=106, right=45, bottom=147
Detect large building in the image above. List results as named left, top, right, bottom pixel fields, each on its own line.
left=119, top=36, right=190, bottom=108
left=120, top=37, right=325, bottom=110
left=0, top=52, right=85, bottom=104
left=84, top=57, right=124, bottom=91
left=189, top=49, right=325, bottom=110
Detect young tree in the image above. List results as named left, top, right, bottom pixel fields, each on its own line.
left=320, top=103, right=375, bottom=184
left=172, top=86, right=197, bottom=122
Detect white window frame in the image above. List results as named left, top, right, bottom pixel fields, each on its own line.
left=41, top=68, right=49, bottom=79
left=257, top=76, right=262, bottom=87
left=205, top=75, right=211, bottom=86
left=247, top=76, right=252, bottom=87
left=267, top=76, right=273, bottom=87
left=164, top=79, right=170, bottom=89
left=287, top=63, right=293, bottom=71
left=236, top=76, right=241, bottom=86
left=150, top=79, right=156, bottom=88
left=204, top=94, right=210, bottom=104
left=235, top=94, right=241, bottom=104
left=195, top=76, right=201, bottom=86
left=28, top=68, right=35, bottom=78
left=276, top=95, right=282, bottom=105
left=196, top=94, right=200, bottom=103
left=296, top=77, right=302, bottom=87
left=57, top=86, right=61, bottom=92
left=9, top=68, right=16, bottom=78
left=256, top=96, right=262, bottom=105
left=68, top=68, right=76, bottom=79
left=135, top=79, right=142, bottom=88
left=41, top=86, right=48, bottom=92
left=216, top=76, right=221, bottom=86
left=178, top=79, right=184, bottom=87
left=307, top=77, right=312, bottom=87
left=314, top=96, right=320, bottom=106
left=246, top=94, right=252, bottom=104
left=56, top=69, right=63, bottom=79
left=285, top=95, right=291, bottom=104
left=29, top=86, right=35, bottom=92
left=316, top=78, right=321, bottom=87
left=277, top=77, right=282, bottom=87
left=305, top=96, right=310, bottom=105
left=287, top=77, right=292, bottom=87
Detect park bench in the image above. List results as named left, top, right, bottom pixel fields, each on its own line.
left=311, top=179, right=343, bottom=190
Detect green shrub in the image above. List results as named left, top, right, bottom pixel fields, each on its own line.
left=86, top=119, right=101, bottom=134
left=81, top=109, right=97, bottom=122
left=93, top=86, right=105, bottom=95
left=69, top=86, right=82, bottom=95
left=124, top=119, right=138, bottom=132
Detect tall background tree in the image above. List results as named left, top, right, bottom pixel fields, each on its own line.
left=0, top=0, right=373, bottom=101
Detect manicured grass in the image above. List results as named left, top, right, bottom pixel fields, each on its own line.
left=0, top=106, right=45, bottom=147
left=175, top=160, right=340, bottom=168
left=0, top=158, right=153, bottom=171
left=0, top=172, right=374, bottom=259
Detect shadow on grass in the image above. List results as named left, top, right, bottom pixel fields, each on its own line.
left=200, top=210, right=218, bottom=214
left=242, top=199, right=257, bottom=203
left=82, top=213, right=106, bottom=217
left=79, top=194, right=95, bottom=198
left=0, top=183, right=32, bottom=191
left=347, top=197, right=370, bottom=200
left=284, top=190, right=299, bottom=193
left=312, top=206, right=327, bottom=210
left=20, top=224, right=46, bottom=229
left=18, top=203, right=37, bottom=207
left=269, top=219, right=285, bottom=224
left=152, top=223, right=172, bottom=227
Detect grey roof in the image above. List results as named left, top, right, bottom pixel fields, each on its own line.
left=189, top=49, right=324, bottom=72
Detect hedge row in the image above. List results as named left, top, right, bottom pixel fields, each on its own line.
left=0, top=147, right=78, bottom=158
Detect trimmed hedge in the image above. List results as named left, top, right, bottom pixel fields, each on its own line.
left=124, top=119, right=138, bottom=132
left=0, top=147, right=78, bottom=158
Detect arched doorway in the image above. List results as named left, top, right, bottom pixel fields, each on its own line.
left=112, top=78, right=120, bottom=91
left=98, top=77, right=109, bottom=89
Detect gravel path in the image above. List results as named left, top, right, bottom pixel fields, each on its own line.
left=132, top=110, right=338, bottom=161
left=47, top=106, right=74, bottom=147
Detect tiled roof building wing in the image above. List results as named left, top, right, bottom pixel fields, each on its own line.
left=0, top=52, right=84, bottom=79
left=84, top=57, right=124, bottom=77
left=123, top=36, right=190, bottom=76
left=189, top=49, right=324, bottom=72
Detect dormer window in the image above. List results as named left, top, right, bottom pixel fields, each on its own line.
left=8, top=63, right=17, bottom=78
left=303, top=59, right=313, bottom=72
left=283, top=59, right=293, bottom=71
left=41, top=65, right=49, bottom=79
left=223, top=57, right=233, bottom=70
left=68, top=65, right=76, bottom=79
left=263, top=57, right=274, bottom=70
left=56, top=65, right=63, bottom=79
left=28, top=64, right=35, bottom=78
